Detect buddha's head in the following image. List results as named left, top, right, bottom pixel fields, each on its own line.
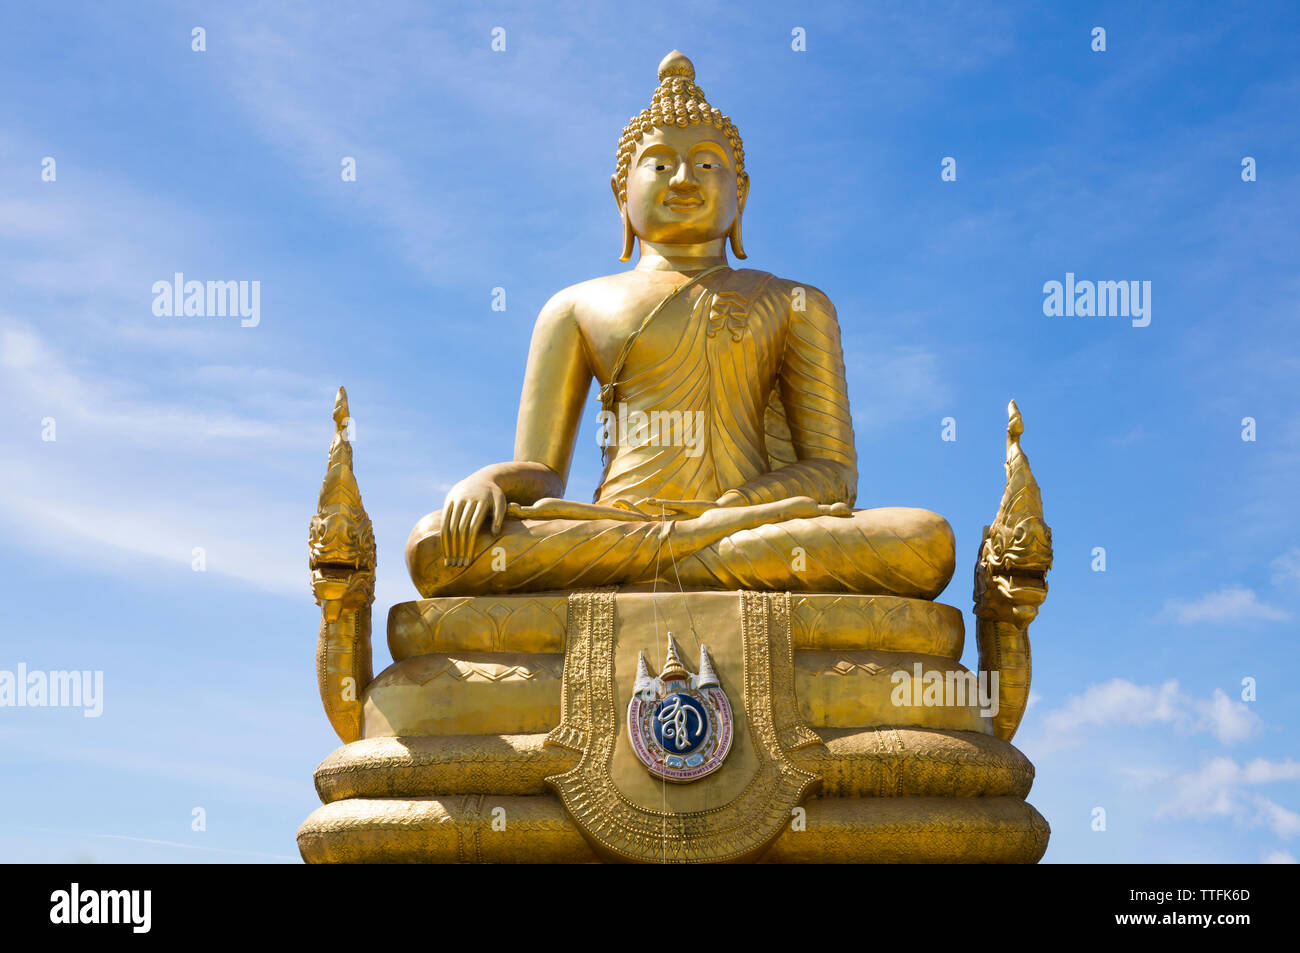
left=612, top=51, right=747, bottom=261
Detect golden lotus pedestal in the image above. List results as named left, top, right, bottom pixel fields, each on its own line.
left=297, top=590, right=1049, bottom=863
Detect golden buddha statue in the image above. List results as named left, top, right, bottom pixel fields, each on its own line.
left=405, top=50, right=954, bottom=602
left=298, top=51, right=1054, bottom=864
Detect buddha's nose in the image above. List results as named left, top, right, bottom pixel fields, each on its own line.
left=669, top=160, right=697, bottom=188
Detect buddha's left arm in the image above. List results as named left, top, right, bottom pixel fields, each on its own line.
left=724, top=283, right=859, bottom=507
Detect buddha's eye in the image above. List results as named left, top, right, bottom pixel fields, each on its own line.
left=696, top=161, right=717, bottom=170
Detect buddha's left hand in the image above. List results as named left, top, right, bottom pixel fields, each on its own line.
left=637, top=493, right=749, bottom=517
left=638, top=490, right=783, bottom=515
left=636, top=498, right=716, bottom=518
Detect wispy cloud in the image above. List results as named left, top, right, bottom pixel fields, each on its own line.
left=1158, top=757, right=1300, bottom=840
left=0, top=320, right=329, bottom=595
left=1036, top=679, right=1260, bottom=752
left=1272, top=548, right=1300, bottom=587
left=1161, top=586, right=1292, bottom=624
left=1, top=323, right=296, bottom=447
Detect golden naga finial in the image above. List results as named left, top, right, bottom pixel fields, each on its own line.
left=330, top=386, right=351, bottom=460
left=317, top=387, right=363, bottom=514
left=974, top=400, right=1053, bottom=741
left=309, top=387, right=376, bottom=743
left=985, top=399, right=1051, bottom=589
left=311, top=387, right=373, bottom=574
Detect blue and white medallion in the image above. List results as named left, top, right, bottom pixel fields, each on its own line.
left=628, top=636, right=733, bottom=783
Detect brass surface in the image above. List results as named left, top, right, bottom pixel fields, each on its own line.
left=297, top=794, right=1048, bottom=864
left=312, top=728, right=1033, bottom=803
left=314, top=735, right=576, bottom=801
left=358, top=644, right=990, bottom=738
left=795, top=727, right=1034, bottom=799
left=794, top=650, right=994, bottom=732
left=761, top=796, right=1050, bottom=864
left=298, top=796, right=600, bottom=864
left=362, top=653, right=564, bottom=738
left=387, top=591, right=964, bottom=659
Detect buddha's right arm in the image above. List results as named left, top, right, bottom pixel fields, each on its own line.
left=440, top=292, right=591, bottom=564
left=513, top=290, right=592, bottom=485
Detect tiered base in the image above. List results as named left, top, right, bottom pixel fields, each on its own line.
left=300, top=792, right=1048, bottom=863
left=300, top=591, right=1049, bottom=863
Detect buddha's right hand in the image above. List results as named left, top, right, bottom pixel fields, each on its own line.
left=441, top=475, right=508, bottom=567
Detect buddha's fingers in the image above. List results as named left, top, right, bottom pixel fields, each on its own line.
left=489, top=484, right=507, bottom=535
left=440, top=499, right=462, bottom=564
left=462, top=501, right=486, bottom=567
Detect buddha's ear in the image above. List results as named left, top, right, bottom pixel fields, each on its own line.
left=612, top=174, right=635, bottom=262
left=729, top=172, right=750, bottom=260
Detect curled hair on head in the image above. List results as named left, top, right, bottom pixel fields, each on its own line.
left=613, top=51, right=746, bottom=208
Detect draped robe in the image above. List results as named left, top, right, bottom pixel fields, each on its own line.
left=406, top=268, right=955, bottom=599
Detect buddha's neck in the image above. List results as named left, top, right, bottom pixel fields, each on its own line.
left=635, top=238, right=728, bottom=273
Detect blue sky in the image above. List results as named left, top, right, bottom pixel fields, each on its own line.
left=1, top=0, right=1297, bottom=863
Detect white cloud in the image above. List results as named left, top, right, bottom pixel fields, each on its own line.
left=0, top=317, right=437, bottom=608
left=0, top=323, right=293, bottom=447
left=0, top=320, right=328, bottom=596
left=1159, top=757, right=1300, bottom=840
left=1041, top=678, right=1182, bottom=736
left=1036, top=679, right=1260, bottom=752
left=1264, top=849, right=1297, bottom=864
left=1199, top=688, right=1261, bottom=744
left=1272, top=548, right=1300, bottom=587
left=1161, top=586, right=1291, bottom=624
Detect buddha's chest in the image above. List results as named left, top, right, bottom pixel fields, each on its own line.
left=582, top=280, right=784, bottom=386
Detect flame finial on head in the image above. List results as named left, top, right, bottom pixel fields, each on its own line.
left=657, top=49, right=695, bottom=82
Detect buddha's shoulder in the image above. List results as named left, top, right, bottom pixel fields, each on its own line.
left=732, top=270, right=837, bottom=313
left=535, top=269, right=837, bottom=325
left=536, top=271, right=647, bottom=318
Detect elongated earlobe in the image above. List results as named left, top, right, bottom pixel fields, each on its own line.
left=730, top=175, right=749, bottom=259
left=619, top=205, right=636, bottom=261
left=729, top=214, right=746, bottom=259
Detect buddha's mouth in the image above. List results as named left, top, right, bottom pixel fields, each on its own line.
left=664, top=197, right=704, bottom=211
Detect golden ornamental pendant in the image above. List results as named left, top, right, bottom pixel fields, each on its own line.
left=627, top=635, right=733, bottom=783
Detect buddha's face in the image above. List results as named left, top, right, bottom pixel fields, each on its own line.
left=621, top=125, right=746, bottom=245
